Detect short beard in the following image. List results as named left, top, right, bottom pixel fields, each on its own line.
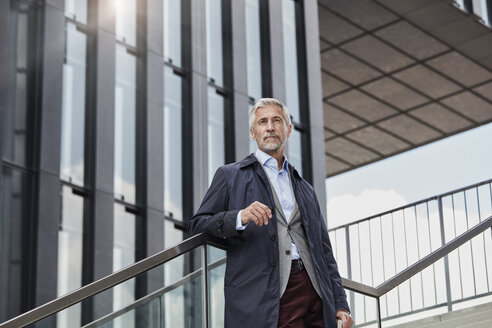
left=258, top=135, right=284, bottom=152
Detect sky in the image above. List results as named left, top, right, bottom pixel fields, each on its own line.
left=325, top=123, right=492, bottom=228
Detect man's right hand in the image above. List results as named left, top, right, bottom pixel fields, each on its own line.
left=241, top=201, right=272, bottom=226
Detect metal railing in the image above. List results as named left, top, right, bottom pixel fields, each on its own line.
left=0, top=183, right=490, bottom=327
left=328, top=178, right=492, bottom=326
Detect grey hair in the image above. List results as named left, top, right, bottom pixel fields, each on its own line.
left=249, top=98, right=292, bottom=129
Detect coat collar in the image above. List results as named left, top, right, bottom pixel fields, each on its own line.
left=239, top=153, right=302, bottom=180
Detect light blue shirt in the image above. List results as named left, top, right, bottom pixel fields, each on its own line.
left=236, top=149, right=301, bottom=260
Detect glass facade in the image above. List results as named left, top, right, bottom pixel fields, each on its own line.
left=60, top=22, right=87, bottom=186
left=57, top=185, right=84, bottom=327
left=114, top=45, right=137, bottom=204
left=64, top=0, right=87, bottom=23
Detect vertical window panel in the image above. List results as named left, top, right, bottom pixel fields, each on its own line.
left=164, top=66, right=183, bottom=221
left=64, top=0, right=87, bottom=23
left=115, top=0, right=137, bottom=46
left=248, top=103, right=257, bottom=154
left=113, top=203, right=136, bottom=313
left=163, top=0, right=182, bottom=66
left=245, top=0, right=262, bottom=101
left=57, top=185, right=84, bottom=327
left=282, top=0, right=303, bottom=174
left=207, top=88, right=225, bottom=184
left=60, top=22, right=87, bottom=186
left=2, top=5, right=31, bottom=167
left=114, top=45, right=137, bottom=204
left=0, top=167, right=31, bottom=322
left=206, top=0, right=224, bottom=86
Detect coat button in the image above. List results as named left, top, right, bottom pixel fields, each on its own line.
left=287, top=225, right=291, bottom=231
left=285, top=250, right=291, bottom=255
left=270, top=234, right=276, bottom=241
left=270, top=260, right=276, bottom=267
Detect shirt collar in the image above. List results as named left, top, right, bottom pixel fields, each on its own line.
left=255, top=148, right=289, bottom=172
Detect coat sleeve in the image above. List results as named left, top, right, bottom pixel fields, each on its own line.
left=315, top=192, right=350, bottom=313
left=188, top=167, right=242, bottom=239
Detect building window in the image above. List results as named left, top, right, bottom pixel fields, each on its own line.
left=64, top=0, right=88, bottom=23
left=115, top=0, right=137, bottom=46
left=60, top=22, right=87, bottom=186
left=207, top=87, right=226, bottom=183
left=2, top=1, right=35, bottom=168
left=57, top=185, right=84, bottom=327
left=0, top=167, right=32, bottom=322
left=282, top=0, right=304, bottom=175
left=113, top=203, right=137, bottom=313
left=164, top=66, right=183, bottom=221
left=163, top=0, right=182, bottom=66
left=114, top=44, right=137, bottom=204
left=206, top=0, right=224, bottom=86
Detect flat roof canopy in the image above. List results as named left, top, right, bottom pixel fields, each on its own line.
left=320, top=0, right=492, bottom=177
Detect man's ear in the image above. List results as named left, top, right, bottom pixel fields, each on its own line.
left=250, top=127, right=256, bottom=140
left=286, top=123, right=292, bottom=137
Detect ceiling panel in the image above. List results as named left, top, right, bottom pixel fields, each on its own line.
left=324, top=128, right=336, bottom=140
left=404, top=2, right=463, bottom=31
left=374, top=0, right=438, bottom=15
left=426, top=51, right=492, bottom=87
left=409, top=103, right=473, bottom=133
left=342, top=35, right=414, bottom=72
left=321, top=49, right=382, bottom=85
left=318, top=5, right=363, bottom=45
left=325, top=137, right=379, bottom=165
left=322, top=72, right=350, bottom=98
left=377, top=115, right=442, bottom=144
left=440, top=92, right=492, bottom=122
left=431, top=17, right=489, bottom=47
left=319, top=38, right=331, bottom=52
left=345, top=126, right=410, bottom=155
left=375, top=21, right=449, bottom=60
left=324, top=102, right=366, bottom=133
left=456, top=33, right=492, bottom=61
left=321, top=0, right=397, bottom=30
left=361, top=77, right=429, bottom=110
left=329, top=89, right=397, bottom=121
left=392, top=65, right=462, bottom=98
left=474, top=82, right=492, bottom=101
left=325, top=155, right=351, bottom=176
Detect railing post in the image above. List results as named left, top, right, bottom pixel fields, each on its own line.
left=202, top=245, right=209, bottom=328
left=438, top=196, right=453, bottom=312
left=345, top=226, right=355, bottom=315
left=376, top=297, right=382, bottom=328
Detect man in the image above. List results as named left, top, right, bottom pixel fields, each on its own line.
left=189, top=98, right=352, bottom=328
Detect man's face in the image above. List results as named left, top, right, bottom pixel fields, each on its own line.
left=250, top=105, right=292, bottom=153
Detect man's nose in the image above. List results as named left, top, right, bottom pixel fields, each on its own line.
left=266, top=120, right=274, bottom=130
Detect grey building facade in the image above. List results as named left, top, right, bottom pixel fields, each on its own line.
left=0, top=0, right=326, bottom=324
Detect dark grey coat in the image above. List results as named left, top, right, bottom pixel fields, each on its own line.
left=189, top=154, right=349, bottom=328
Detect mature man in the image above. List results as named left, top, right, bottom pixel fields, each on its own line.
left=189, top=98, right=352, bottom=328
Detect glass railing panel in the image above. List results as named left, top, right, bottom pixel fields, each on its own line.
left=94, top=297, right=160, bottom=328
left=162, top=274, right=203, bottom=328
left=206, top=245, right=226, bottom=328
left=345, top=290, right=379, bottom=328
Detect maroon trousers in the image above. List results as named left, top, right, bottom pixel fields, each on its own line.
left=278, top=268, right=324, bottom=328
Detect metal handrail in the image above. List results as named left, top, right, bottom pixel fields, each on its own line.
left=0, top=234, right=227, bottom=328
left=1, top=215, right=491, bottom=328
left=328, top=178, right=492, bottom=232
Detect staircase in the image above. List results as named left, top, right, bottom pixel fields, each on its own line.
left=390, top=301, right=492, bottom=328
